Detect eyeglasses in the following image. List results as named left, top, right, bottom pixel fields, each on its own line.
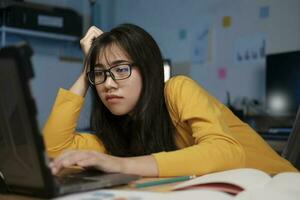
left=87, top=64, right=134, bottom=85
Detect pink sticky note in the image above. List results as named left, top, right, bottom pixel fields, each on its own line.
left=218, top=68, right=227, bottom=80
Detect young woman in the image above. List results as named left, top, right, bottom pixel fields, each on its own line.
left=44, top=24, right=297, bottom=177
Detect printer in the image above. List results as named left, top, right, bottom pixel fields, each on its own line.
left=0, top=0, right=83, bottom=37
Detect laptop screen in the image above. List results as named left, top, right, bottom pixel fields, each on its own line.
left=0, top=45, right=48, bottom=190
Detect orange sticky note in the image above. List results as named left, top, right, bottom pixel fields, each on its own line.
left=222, top=16, right=231, bottom=28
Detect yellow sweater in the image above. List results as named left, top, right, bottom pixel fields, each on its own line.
left=43, top=76, right=297, bottom=177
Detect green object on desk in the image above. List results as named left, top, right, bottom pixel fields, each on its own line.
left=134, top=175, right=195, bottom=188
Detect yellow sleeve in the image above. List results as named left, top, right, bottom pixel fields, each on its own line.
left=42, top=88, right=106, bottom=158
left=153, top=76, right=246, bottom=177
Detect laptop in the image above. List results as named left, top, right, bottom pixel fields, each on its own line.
left=0, top=43, right=139, bottom=198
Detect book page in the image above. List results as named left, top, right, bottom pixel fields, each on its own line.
left=54, top=189, right=234, bottom=200
left=235, top=188, right=299, bottom=200
left=173, top=168, right=272, bottom=192
left=266, top=172, right=300, bottom=194
left=167, top=190, right=233, bottom=200
left=54, top=189, right=164, bottom=200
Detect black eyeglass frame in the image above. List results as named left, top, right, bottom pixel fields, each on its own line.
left=86, top=63, right=135, bottom=85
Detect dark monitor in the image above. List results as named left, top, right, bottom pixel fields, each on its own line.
left=266, top=50, right=300, bottom=116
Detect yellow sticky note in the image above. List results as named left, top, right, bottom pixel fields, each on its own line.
left=222, top=16, right=231, bottom=28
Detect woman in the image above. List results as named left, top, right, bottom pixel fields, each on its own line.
left=44, top=24, right=297, bottom=177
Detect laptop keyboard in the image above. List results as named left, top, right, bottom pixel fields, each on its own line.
left=56, top=176, right=98, bottom=185
left=55, top=170, right=105, bottom=185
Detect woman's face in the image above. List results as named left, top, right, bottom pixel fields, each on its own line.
left=95, top=44, right=142, bottom=115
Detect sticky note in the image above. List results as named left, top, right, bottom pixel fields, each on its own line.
left=259, top=6, right=269, bottom=19
left=222, top=16, right=231, bottom=28
left=179, top=29, right=187, bottom=40
left=218, top=68, right=227, bottom=80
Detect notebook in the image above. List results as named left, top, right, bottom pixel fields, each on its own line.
left=0, top=43, right=139, bottom=198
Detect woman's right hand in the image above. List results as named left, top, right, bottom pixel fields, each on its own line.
left=80, top=26, right=103, bottom=56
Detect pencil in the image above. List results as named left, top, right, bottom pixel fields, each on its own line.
left=134, top=175, right=196, bottom=188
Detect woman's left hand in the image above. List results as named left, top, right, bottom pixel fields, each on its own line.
left=49, top=150, right=124, bottom=175
left=80, top=26, right=103, bottom=56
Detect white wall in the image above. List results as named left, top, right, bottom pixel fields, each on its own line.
left=30, top=54, right=92, bottom=130
left=108, top=0, right=300, bottom=104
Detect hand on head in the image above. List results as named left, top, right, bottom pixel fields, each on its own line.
left=69, top=26, right=103, bottom=97
left=80, top=26, right=103, bottom=56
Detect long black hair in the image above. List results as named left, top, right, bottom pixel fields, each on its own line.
left=85, top=23, right=177, bottom=156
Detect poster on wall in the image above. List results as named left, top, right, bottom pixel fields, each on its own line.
left=234, top=33, right=266, bottom=65
left=191, top=25, right=211, bottom=64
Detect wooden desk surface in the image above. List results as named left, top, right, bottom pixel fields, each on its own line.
left=0, top=178, right=179, bottom=200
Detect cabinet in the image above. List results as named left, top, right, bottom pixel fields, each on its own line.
left=0, top=25, right=82, bottom=61
left=0, top=25, right=79, bottom=46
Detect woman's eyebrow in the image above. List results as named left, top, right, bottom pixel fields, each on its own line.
left=94, top=60, right=131, bottom=69
left=110, top=60, right=131, bottom=65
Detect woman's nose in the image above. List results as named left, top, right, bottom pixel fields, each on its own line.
left=104, top=75, right=117, bottom=89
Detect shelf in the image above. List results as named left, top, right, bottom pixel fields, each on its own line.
left=0, top=26, right=79, bottom=46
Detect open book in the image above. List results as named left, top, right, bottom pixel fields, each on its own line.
left=54, top=174, right=300, bottom=200
left=172, top=168, right=300, bottom=198
left=51, top=169, right=300, bottom=200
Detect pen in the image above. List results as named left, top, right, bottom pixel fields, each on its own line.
left=134, top=175, right=196, bottom=188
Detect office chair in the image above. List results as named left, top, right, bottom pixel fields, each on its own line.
left=281, top=106, right=300, bottom=170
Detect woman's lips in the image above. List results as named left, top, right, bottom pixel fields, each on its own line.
left=105, top=95, right=123, bottom=103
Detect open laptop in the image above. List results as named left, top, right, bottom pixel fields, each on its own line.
left=0, top=43, right=139, bottom=198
